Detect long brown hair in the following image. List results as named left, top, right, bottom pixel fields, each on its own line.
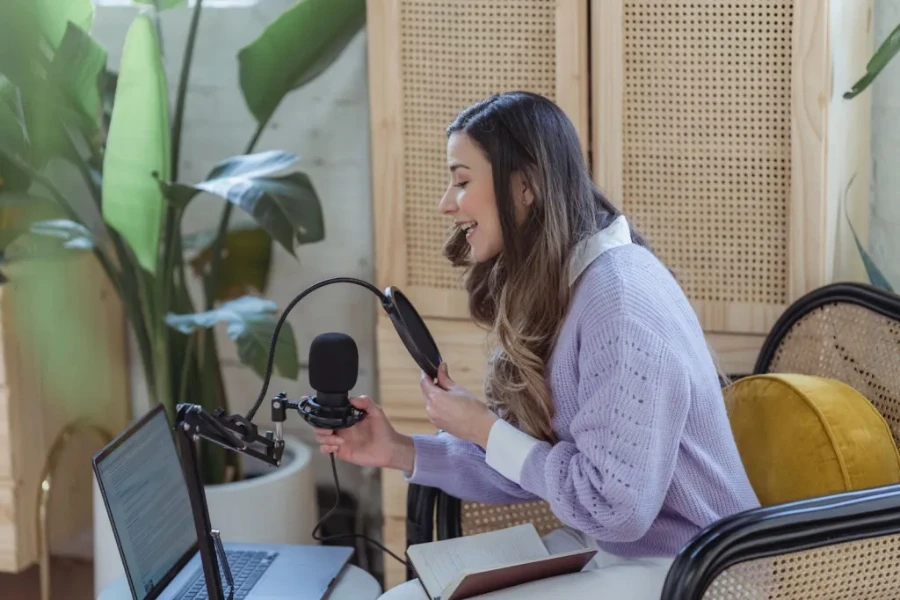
left=443, top=92, right=653, bottom=443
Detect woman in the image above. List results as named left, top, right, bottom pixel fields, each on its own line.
left=315, top=92, right=760, bottom=599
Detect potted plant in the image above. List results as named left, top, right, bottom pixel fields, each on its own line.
left=843, top=21, right=900, bottom=291
left=0, top=0, right=366, bottom=589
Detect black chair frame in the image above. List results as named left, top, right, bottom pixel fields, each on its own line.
left=661, top=482, right=900, bottom=599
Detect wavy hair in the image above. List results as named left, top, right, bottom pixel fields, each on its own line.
left=442, top=92, right=653, bottom=443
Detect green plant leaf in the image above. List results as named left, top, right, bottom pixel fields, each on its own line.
left=188, top=227, right=273, bottom=301
left=841, top=174, right=894, bottom=292
left=0, top=2, right=47, bottom=89
left=4, top=218, right=94, bottom=262
left=164, top=151, right=323, bottom=254
left=237, top=0, right=366, bottom=124
left=132, top=0, right=188, bottom=10
left=48, top=22, right=107, bottom=131
left=102, top=14, right=171, bottom=274
left=35, top=0, right=94, bottom=48
left=0, top=83, right=28, bottom=157
left=845, top=21, right=900, bottom=99
left=0, top=192, right=61, bottom=249
left=165, top=296, right=300, bottom=380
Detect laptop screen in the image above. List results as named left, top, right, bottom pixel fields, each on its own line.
left=95, top=406, right=198, bottom=599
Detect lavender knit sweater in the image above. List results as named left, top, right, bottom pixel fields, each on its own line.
left=405, top=243, right=760, bottom=558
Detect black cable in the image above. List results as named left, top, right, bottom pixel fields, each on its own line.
left=312, top=454, right=410, bottom=568
left=246, top=277, right=385, bottom=422
left=246, top=276, right=409, bottom=568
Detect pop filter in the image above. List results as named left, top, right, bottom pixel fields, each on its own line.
left=382, top=286, right=443, bottom=379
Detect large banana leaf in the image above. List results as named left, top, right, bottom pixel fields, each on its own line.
left=48, top=23, right=107, bottom=133
left=165, top=296, right=300, bottom=380
left=132, top=0, right=187, bottom=10
left=845, top=21, right=900, bottom=99
left=102, top=14, right=170, bottom=274
left=0, top=2, right=47, bottom=89
left=35, top=0, right=94, bottom=48
left=237, top=0, right=366, bottom=125
left=163, top=151, right=323, bottom=256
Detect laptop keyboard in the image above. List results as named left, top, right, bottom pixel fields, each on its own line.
left=176, top=550, right=278, bottom=599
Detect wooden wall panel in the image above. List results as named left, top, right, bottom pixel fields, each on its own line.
left=0, top=255, right=129, bottom=571
left=591, top=0, right=872, bottom=373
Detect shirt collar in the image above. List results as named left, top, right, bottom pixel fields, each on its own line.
left=567, top=215, right=633, bottom=286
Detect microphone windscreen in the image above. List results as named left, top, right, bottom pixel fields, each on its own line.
left=308, top=332, right=359, bottom=393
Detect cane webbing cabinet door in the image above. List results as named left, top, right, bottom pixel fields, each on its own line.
left=591, top=0, right=873, bottom=375
left=366, top=0, right=590, bottom=587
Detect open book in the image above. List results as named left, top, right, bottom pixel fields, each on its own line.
left=406, top=523, right=597, bottom=600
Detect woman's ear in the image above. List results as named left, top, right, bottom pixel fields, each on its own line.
left=511, top=171, right=534, bottom=207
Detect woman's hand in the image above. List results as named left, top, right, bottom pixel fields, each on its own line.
left=420, top=363, right=498, bottom=447
left=313, top=396, right=415, bottom=472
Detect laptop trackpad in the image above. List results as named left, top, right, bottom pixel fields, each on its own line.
left=238, top=544, right=353, bottom=599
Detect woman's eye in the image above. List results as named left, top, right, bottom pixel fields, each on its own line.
left=455, top=181, right=468, bottom=189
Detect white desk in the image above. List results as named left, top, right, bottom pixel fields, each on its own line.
left=98, top=564, right=381, bottom=599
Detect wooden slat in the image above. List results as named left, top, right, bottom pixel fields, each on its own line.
left=367, top=0, right=408, bottom=290
left=0, top=255, right=129, bottom=572
left=789, top=0, right=829, bottom=301
left=706, top=333, right=766, bottom=377
left=0, top=481, right=18, bottom=571
left=375, top=314, right=490, bottom=422
left=591, top=0, right=624, bottom=205
left=382, top=515, right=411, bottom=591
left=555, top=0, right=591, bottom=159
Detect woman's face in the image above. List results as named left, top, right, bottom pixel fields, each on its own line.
left=439, top=132, right=531, bottom=262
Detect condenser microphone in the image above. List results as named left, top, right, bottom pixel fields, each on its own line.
left=296, top=332, right=366, bottom=430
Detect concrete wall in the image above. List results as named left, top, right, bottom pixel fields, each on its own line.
left=92, top=0, right=380, bottom=531
left=871, top=0, right=900, bottom=286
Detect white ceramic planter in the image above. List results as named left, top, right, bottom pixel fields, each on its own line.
left=93, top=435, right=317, bottom=596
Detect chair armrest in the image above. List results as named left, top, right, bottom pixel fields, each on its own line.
left=662, top=483, right=900, bottom=600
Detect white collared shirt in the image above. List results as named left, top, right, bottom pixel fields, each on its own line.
left=484, top=215, right=633, bottom=483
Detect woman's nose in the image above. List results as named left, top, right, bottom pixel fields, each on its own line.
left=438, top=189, right=457, bottom=215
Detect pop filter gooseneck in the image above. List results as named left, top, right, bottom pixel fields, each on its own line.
left=245, top=277, right=442, bottom=423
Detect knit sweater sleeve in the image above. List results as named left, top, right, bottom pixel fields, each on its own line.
left=403, top=431, right=541, bottom=504
left=515, top=316, right=691, bottom=542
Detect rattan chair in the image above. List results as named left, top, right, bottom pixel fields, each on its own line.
left=753, top=281, right=900, bottom=446
left=661, top=482, right=900, bottom=599
left=404, top=281, right=900, bottom=594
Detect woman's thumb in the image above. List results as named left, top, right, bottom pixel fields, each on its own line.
left=437, top=362, right=454, bottom=388
left=350, top=395, right=375, bottom=411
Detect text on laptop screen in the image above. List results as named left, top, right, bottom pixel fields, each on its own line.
left=96, top=408, right=198, bottom=599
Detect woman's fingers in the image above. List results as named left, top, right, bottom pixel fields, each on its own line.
left=315, top=432, right=344, bottom=446
left=320, top=444, right=339, bottom=454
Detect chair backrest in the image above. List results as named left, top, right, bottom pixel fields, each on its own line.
left=754, top=282, right=900, bottom=447
left=437, top=495, right=565, bottom=540
left=661, top=483, right=900, bottom=600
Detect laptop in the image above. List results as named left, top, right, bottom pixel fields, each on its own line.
left=93, top=404, right=354, bottom=600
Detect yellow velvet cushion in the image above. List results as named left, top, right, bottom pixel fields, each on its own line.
left=723, top=373, right=900, bottom=506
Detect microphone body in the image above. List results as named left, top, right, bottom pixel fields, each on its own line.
left=296, top=332, right=366, bottom=430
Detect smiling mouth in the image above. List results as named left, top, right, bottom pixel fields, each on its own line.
left=458, top=222, right=477, bottom=238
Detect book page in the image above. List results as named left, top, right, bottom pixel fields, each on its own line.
left=407, top=524, right=549, bottom=597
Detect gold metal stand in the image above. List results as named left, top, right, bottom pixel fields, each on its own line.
left=36, top=420, right=113, bottom=600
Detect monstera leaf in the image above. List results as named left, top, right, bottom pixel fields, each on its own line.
left=165, top=296, right=300, bottom=380
left=237, top=0, right=366, bottom=125
left=162, top=151, right=323, bottom=255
